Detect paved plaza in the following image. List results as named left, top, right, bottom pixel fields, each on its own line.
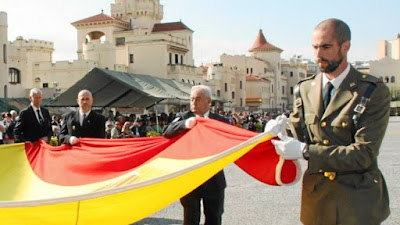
left=133, top=117, right=400, bottom=225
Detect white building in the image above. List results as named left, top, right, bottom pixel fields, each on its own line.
left=218, top=29, right=287, bottom=111
left=0, top=1, right=312, bottom=113
left=370, top=34, right=400, bottom=98
left=281, top=56, right=307, bottom=109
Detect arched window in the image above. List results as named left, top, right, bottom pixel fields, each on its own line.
left=391, top=76, right=396, bottom=83
left=232, top=91, right=235, bottom=99
left=385, top=76, right=389, bottom=83
left=9, top=68, right=21, bottom=84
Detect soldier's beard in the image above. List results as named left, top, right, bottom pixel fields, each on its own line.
left=318, top=54, right=344, bottom=73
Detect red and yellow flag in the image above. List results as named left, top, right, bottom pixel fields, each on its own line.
left=0, top=118, right=300, bottom=224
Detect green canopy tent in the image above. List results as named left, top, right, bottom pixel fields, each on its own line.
left=48, top=67, right=226, bottom=109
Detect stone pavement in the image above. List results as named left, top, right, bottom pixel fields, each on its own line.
left=133, top=117, right=400, bottom=225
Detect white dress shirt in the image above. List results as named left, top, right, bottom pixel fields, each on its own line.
left=79, top=110, right=91, bottom=126
left=322, top=64, right=351, bottom=100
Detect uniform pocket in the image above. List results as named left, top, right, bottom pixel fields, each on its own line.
left=331, top=115, right=351, bottom=129
left=305, top=114, right=318, bottom=142
left=331, top=114, right=354, bottom=143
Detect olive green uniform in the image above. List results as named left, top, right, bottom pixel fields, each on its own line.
left=291, top=66, right=390, bottom=225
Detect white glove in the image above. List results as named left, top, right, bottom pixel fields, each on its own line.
left=271, top=133, right=306, bottom=160
left=185, top=117, right=197, bottom=129
left=264, top=114, right=288, bottom=137
left=69, top=136, right=79, bottom=145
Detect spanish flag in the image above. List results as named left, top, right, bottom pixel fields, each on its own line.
left=0, top=118, right=300, bottom=224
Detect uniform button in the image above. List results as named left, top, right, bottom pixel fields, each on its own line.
left=319, top=169, right=323, bottom=173
left=362, top=74, right=367, bottom=79
left=321, top=122, right=327, bottom=127
left=323, top=139, right=330, bottom=145
left=341, top=121, right=348, bottom=128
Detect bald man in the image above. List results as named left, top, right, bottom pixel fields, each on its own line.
left=60, top=90, right=105, bottom=145
left=270, top=18, right=390, bottom=224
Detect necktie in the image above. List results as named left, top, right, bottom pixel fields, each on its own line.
left=323, top=82, right=334, bottom=110
left=82, top=114, right=86, bottom=126
left=37, top=109, right=44, bottom=124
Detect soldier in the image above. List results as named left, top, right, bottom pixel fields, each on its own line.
left=269, top=18, right=390, bottom=224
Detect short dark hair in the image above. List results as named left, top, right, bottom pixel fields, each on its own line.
left=317, top=18, right=351, bottom=45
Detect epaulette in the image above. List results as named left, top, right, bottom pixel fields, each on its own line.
left=296, top=74, right=316, bottom=85
left=360, top=73, right=382, bottom=86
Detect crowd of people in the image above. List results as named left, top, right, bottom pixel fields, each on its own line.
left=101, top=110, right=289, bottom=139
left=0, top=88, right=287, bottom=145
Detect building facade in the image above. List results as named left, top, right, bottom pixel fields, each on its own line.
left=0, top=12, right=8, bottom=97
left=371, top=34, right=400, bottom=99
left=0, top=1, right=310, bottom=113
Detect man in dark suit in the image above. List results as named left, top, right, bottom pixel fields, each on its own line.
left=14, top=88, right=52, bottom=143
left=163, top=85, right=228, bottom=225
left=270, top=19, right=390, bottom=224
left=60, top=89, right=105, bottom=145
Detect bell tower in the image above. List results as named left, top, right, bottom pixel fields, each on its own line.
left=111, top=0, right=163, bottom=30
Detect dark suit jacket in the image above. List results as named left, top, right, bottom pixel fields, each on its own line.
left=60, top=110, right=106, bottom=144
left=14, top=105, right=52, bottom=143
left=162, top=111, right=228, bottom=190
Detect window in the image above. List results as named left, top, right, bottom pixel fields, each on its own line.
left=3, top=44, right=6, bottom=63
left=232, top=92, right=235, bottom=99
left=169, top=53, right=172, bottom=64
left=175, top=54, right=179, bottom=64
left=182, top=79, right=185, bottom=82
left=272, top=84, right=274, bottom=93
left=240, top=81, right=243, bottom=89
left=391, top=76, right=396, bottom=83
left=224, top=83, right=228, bottom=92
left=246, top=68, right=249, bottom=74
left=384, top=76, right=389, bottom=83
left=250, top=68, right=253, bottom=74
left=290, top=86, right=294, bottom=95
left=290, top=71, right=293, bottom=77
left=240, top=98, right=243, bottom=107
left=8, top=68, right=20, bottom=84
left=282, top=86, right=285, bottom=94
left=217, top=90, right=221, bottom=97
left=43, top=83, right=49, bottom=88
left=116, top=37, right=125, bottom=46
left=264, top=68, right=267, bottom=73
left=180, top=55, right=184, bottom=65
left=129, top=54, right=134, bottom=64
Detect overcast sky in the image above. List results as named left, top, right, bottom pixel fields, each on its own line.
left=2, top=0, right=399, bottom=66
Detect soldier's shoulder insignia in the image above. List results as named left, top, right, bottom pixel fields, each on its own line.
left=297, top=74, right=316, bottom=85
left=360, top=73, right=382, bottom=85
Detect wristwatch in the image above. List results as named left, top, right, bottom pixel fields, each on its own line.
left=302, top=144, right=310, bottom=160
